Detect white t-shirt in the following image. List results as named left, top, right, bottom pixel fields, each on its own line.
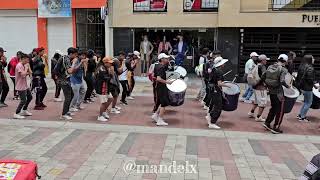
left=245, top=59, right=254, bottom=74
left=119, top=61, right=128, bottom=81
left=199, top=56, right=207, bottom=65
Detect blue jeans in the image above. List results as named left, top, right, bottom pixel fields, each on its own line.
left=70, top=83, right=87, bottom=109
left=299, top=90, right=313, bottom=118
left=242, top=85, right=253, bottom=100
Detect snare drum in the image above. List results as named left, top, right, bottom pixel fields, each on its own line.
left=311, top=83, right=320, bottom=109
left=174, top=66, right=187, bottom=78
left=166, top=79, right=187, bottom=106
left=222, top=82, right=240, bottom=111
left=283, top=86, right=300, bottom=113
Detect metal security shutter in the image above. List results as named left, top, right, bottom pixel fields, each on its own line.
left=0, top=10, right=37, bottom=59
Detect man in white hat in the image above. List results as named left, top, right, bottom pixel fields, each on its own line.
left=241, top=52, right=259, bottom=103
left=205, top=57, right=230, bottom=129
left=262, top=54, right=290, bottom=134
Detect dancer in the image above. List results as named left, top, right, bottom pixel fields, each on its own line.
left=262, top=54, right=290, bottom=134
left=8, top=51, right=22, bottom=100
left=109, top=58, right=122, bottom=114
left=51, top=50, right=62, bottom=102
left=13, top=53, right=33, bottom=119
left=127, top=51, right=139, bottom=100
left=0, top=47, right=9, bottom=108
left=84, top=50, right=96, bottom=103
left=248, top=54, right=269, bottom=122
left=196, top=48, right=210, bottom=101
left=241, top=52, right=259, bottom=103
left=118, top=51, right=129, bottom=105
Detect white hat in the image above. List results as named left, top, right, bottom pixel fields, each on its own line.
left=250, top=52, right=259, bottom=57
left=55, top=50, right=63, bottom=55
left=158, top=53, right=170, bottom=60
left=133, top=51, right=140, bottom=58
left=258, top=54, right=270, bottom=61
left=278, top=54, right=288, bottom=62
left=214, top=57, right=229, bottom=68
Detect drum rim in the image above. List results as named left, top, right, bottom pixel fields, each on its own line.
left=283, top=86, right=300, bottom=98
left=313, top=87, right=320, bottom=98
left=174, top=66, right=187, bottom=77
left=222, top=81, right=240, bottom=95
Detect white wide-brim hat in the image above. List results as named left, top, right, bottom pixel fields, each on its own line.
left=214, top=57, right=229, bottom=68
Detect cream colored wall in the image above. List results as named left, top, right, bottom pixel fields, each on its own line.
left=111, top=0, right=218, bottom=28
left=111, top=0, right=320, bottom=28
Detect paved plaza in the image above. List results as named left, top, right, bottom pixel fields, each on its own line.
left=0, top=78, right=320, bottom=180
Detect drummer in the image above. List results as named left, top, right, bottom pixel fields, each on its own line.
left=152, top=53, right=173, bottom=126
left=206, top=56, right=230, bottom=129
left=261, top=54, right=290, bottom=134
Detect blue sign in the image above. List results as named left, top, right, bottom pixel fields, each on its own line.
left=38, top=0, right=72, bottom=18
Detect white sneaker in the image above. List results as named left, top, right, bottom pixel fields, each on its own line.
left=255, top=116, right=266, bottom=122
left=127, top=96, right=135, bottom=100
left=115, top=106, right=122, bottom=111
left=110, top=108, right=121, bottom=114
left=102, top=112, right=110, bottom=119
left=248, top=112, right=255, bottom=118
left=69, top=108, right=79, bottom=112
left=60, top=115, right=72, bottom=120
left=244, top=100, right=252, bottom=104
left=54, top=98, right=63, bottom=102
left=78, top=106, right=85, bottom=110
left=156, top=118, right=168, bottom=126
left=201, top=101, right=205, bottom=105
left=208, top=123, right=221, bottom=129
left=205, top=115, right=211, bottom=125
left=20, top=110, right=32, bottom=116
left=151, top=113, right=159, bottom=122
left=97, top=116, right=108, bottom=122
left=67, top=112, right=75, bottom=116
left=239, top=97, right=245, bottom=102
left=14, top=113, right=25, bottom=119
left=203, top=105, right=209, bottom=110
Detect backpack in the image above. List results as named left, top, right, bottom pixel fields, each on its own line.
left=247, top=64, right=260, bottom=86
left=264, top=65, right=282, bottom=88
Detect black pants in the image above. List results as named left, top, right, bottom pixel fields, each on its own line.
left=152, top=82, right=160, bottom=113
left=61, top=84, right=74, bottom=115
left=0, top=80, right=9, bottom=103
left=120, top=80, right=129, bottom=102
left=53, top=78, right=61, bottom=98
left=128, top=76, right=135, bottom=96
left=10, top=77, right=18, bottom=97
left=32, top=77, right=47, bottom=106
left=203, top=81, right=210, bottom=107
left=84, top=74, right=94, bottom=100
left=209, top=90, right=223, bottom=124
left=265, top=94, right=285, bottom=129
left=16, top=89, right=32, bottom=114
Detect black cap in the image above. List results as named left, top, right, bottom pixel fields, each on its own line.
left=0, top=47, right=6, bottom=52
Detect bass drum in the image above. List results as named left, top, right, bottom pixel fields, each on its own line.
left=166, top=79, right=187, bottom=106
left=311, top=83, right=320, bottom=109
left=283, top=86, right=300, bottom=114
left=222, top=82, right=240, bottom=111
left=174, top=66, right=187, bottom=78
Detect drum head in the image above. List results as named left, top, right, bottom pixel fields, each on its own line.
left=283, top=86, right=300, bottom=98
left=166, top=72, right=180, bottom=80
left=167, top=79, right=187, bottom=93
left=313, top=83, right=320, bottom=98
left=174, top=66, right=187, bottom=77
left=222, top=82, right=240, bottom=95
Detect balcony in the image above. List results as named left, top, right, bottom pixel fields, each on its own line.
left=270, top=0, right=320, bottom=11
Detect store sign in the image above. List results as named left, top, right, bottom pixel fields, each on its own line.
left=133, top=0, right=167, bottom=12
left=302, top=14, right=320, bottom=26
left=38, top=0, right=71, bottom=18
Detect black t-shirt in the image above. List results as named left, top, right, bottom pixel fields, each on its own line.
left=154, top=64, right=167, bottom=88
left=208, top=68, right=224, bottom=92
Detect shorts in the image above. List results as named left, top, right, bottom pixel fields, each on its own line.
left=99, top=94, right=113, bottom=104
left=253, top=89, right=268, bottom=107
left=109, top=85, right=120, bottom=98
left=156, top=86, right=170, bottom=107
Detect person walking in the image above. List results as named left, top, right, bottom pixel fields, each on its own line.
left=247, top=54, right=269, bottom=122
left=196, top=48, right=210, bottom=101
left=296, top=55, right=316, bottom=122
left=0, top=47, right=9, bottom=108
left=118, top=51, right=129, bottom=105
left=241, top=52, right=259, bottom=103
left=8, top=51, right=22, bottom=100
left=84, top=50, right=96, bottom=103
left=13, top=53, right=33, bottom=119
left=69, top=50, right=87, bottom=112
left=51, top=50, right=62, bottom=102
left=262, top=54, right=290, bottom=134
left=31, top=47, right=47, bottom=110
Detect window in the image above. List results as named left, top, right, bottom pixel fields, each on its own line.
left=133, top=0, right=167, bottom=12
left=271, top=0, right=320, bottom=11
left=184, top=0, right=218, bottom=12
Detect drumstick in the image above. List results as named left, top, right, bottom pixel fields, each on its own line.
left=223, top=70, right=232, bottom=77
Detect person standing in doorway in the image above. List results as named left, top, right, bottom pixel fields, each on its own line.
left=118, top=51, right=129, bottom=105
left=241, top=52, right=259, bottom=103
left=32, top=47, right=47, bottom=110
left=296, top=55, right=316, bottom=122
left=140, top=35, right=154, bottom=76
left=13, top=53, right=33, bottom=119
left=51, top=50, right=62, bottom=102
left=8, top=51, right=22, bottom=100
left=174, top=35, right=188, bottom=66
left=158, top=36, right=172, bottom=55
left=0, top=47, right=9, bottom=108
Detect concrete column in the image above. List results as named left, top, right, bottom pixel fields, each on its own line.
left=105, top=0, right=114, bottom=57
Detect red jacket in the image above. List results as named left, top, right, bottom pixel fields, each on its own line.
left=8, top=57, right=19, bottom=77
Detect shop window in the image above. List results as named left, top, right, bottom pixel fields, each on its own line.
left=133, top=0, right=167, bottom=12
left=184, top=0, right=218, bottom=12
left=271, top=0, right=320, bottom=11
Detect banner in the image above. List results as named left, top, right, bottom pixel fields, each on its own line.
left=38, top=0, right=72, bottom=18
left=134, top=0, right=167, bottom=12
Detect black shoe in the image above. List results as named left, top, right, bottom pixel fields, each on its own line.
left=262, top=123, right=272, bottom=131
left=120, top=101, right=128, bottom=105
left=271, top=128, right=283, bottom=134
